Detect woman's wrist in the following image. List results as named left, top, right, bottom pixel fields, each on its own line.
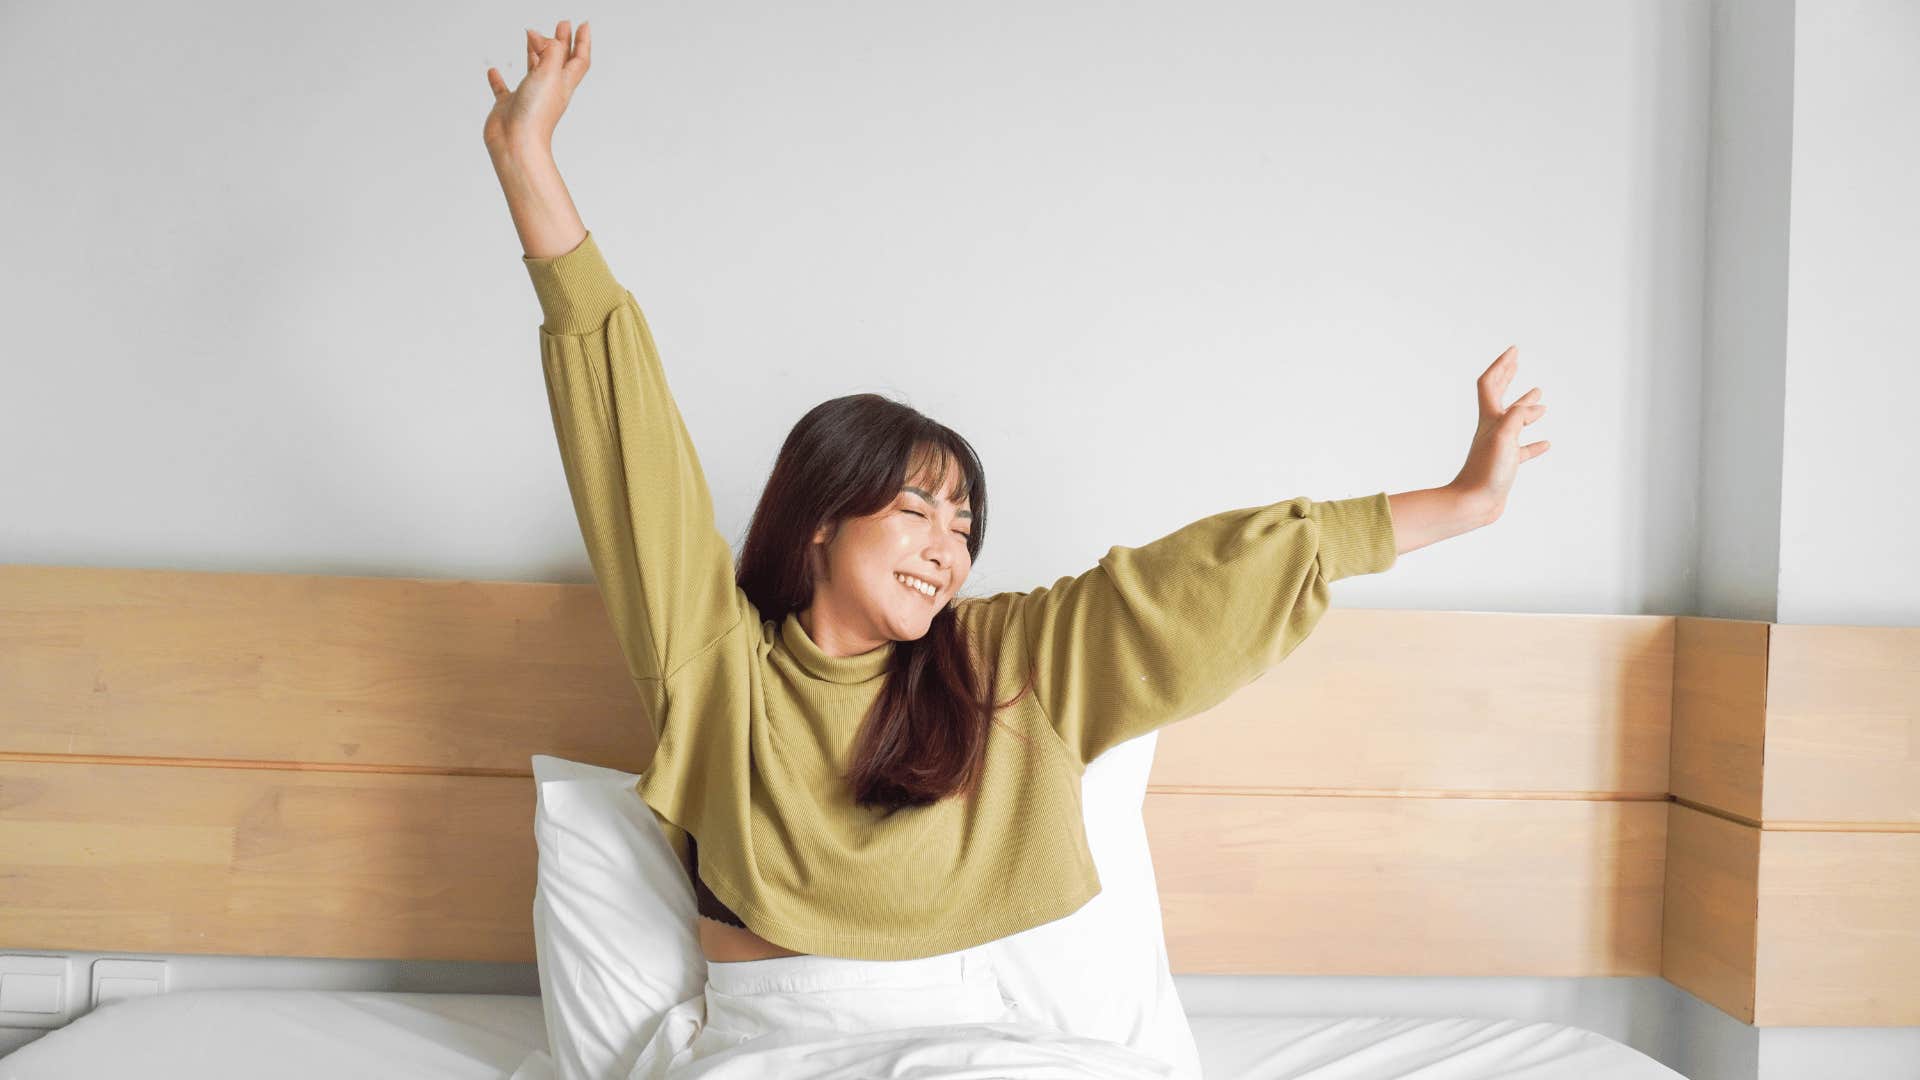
left=1454, top=483, right=1502, bottom=526
left=1385, top=485, right=1496, bottom=556
left=491, top=141, right=586, bottom=260
left=489, top=134, right=554, bottom=168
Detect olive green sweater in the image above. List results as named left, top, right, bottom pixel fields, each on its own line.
left=523, top=230, right=1400, bottom=960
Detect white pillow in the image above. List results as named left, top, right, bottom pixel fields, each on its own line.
left=979, top=730, right=1203, bottom=1079
left=529, top=754, right=706, bottom=1080
left=527, top=729, right=1200, bottom=1080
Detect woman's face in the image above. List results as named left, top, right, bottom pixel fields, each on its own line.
left=803, top=458, right=974, bottom=657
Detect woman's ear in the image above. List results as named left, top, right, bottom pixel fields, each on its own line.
left=806, top=526, right=831, bottom=581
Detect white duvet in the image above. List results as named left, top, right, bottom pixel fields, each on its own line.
left=1, top=988, right=1687, bottom=1079
left=499, top=1012, right=1685, bottom=1080
left=591, top=1018, right=1179, bottom=1079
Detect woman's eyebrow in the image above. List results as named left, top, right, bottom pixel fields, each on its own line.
left=903, top=485, right=973, bottom=520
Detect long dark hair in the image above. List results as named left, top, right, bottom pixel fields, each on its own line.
left=736, top=393, right=1037, bottom=819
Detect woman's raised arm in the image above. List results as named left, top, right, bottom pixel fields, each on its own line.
left=485, top=23, right=752, bottom=745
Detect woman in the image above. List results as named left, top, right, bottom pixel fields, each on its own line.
left=485, top=19, right=1549, bottom=1070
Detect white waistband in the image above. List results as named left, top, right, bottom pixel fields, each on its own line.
left=705, top=948, right=985, bottom=997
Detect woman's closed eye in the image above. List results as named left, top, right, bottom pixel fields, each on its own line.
left=902, top=508, right=969, bottom=538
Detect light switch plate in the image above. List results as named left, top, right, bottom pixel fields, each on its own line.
left=89, top=959, right=168, bottom=1010
left=0, top=954, right=71, bottom=1029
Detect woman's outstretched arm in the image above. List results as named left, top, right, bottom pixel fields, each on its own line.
left=955, top=492, right=1399, bottom=769
left=954, top=346, right=1552, bottom=769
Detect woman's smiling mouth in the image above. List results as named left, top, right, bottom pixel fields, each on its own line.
left=893, top=572, right=938, bottom=600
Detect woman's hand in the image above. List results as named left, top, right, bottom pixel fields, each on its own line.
left=1448, top=346, right=1550, bottom=523
left=484, top=20, right=592, bottom=157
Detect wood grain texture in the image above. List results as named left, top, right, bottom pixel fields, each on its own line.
left=1662, top=803, right=1759, bottom=1023
left=0, top=564, right=650, bottom=772
left=0, top=758, right=533, bottom=962
left=1666, top=616, right=1769, bottom=823
left=1152, top=608, right=1673, bottom=798
left=5, top=562, right=1916, bottom=1025
left=1151, top=792, right=1667, bottom=976
left=1661, top=617, right=1920, bottom=1027
left=1756, top=828, right=1920, bottom=1026
left=1763, top=623, right=1920, bottom=827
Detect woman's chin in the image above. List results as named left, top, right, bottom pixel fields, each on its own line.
left=884, top=607, right=936, bottom=639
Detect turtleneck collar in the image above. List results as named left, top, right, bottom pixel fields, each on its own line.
left=778, top=610, right=896, bottom=684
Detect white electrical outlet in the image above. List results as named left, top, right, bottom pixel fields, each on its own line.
left=0, top=954, right=72, bottom=1030
left=89, top=959, right=168, bottom=1010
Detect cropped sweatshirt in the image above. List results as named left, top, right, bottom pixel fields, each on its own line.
left=522, top=230, right=1400, bottom=961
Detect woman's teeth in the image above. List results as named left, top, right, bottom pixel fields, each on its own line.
left=894, top=573, right=936, bottom=598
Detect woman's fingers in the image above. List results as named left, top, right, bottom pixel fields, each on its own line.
left=488, top=67, right=507, bottom=97
left=1477, top=346, right=1517, bottom=418
left=1517, top=388, right=1546, bottom=423
left=508, top=19, right=589, bottom=110
left=524, top=20, right=587, bottom=69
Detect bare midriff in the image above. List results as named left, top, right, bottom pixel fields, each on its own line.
left=697, top=913, right=809, bottom=963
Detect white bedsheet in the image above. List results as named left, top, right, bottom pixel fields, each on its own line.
left=1185, top=1015, right=1686, bottom=1079
left=0, top=990, right=544, bottom=1079
left=0, top=989, right=1687, bottom=1079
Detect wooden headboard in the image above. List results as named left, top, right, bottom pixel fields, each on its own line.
left=2, top=564, right=1914, bottom=1028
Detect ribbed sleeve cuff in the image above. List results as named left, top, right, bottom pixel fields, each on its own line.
left=522, top=230, right=629, bottom=335
left=1309, top=491, right=1400, bottom=582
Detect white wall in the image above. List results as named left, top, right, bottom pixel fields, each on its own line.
left=0, top=0, right=1708, bottom=618
left=2, top=1, right=1914, bottom=1077
left=1694, top=0, right=1795, bottom=623
left=1697, top=0, right=1920, bottom=633
left=1695, top=0, right=1920, bottom=1075
left=1765, top=1, right=1920, bottom=1075
left=1774, top=0, right=1920, bottom=628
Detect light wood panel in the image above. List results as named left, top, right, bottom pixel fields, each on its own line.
left=1674, top=810, right=1920, bottom=1022
left=1153, top=608, right=1673, bottom=797
left=1663, top=617, right=1920, bottom=1027
left=1763, top=623, right=1920, bottom=827
left=1757, top=828, right=1920, bottom=1026
left=1151, top=792, right=1666, bottom=976
left=1662, top=804, right=1759, bottom=1023
left=0, top=758, right=533, bottom=963
left=0, top=563, right=649, bottom=772
left=7, top=562, right=1916, bottom=1025
left=0, top=564, right=1669, bottom=977
left=1667, top=617, right=1769, bottom=822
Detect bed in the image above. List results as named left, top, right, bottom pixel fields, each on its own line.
left=0, top=986, right=1685, bottom=1078
left=3, top=563, right=1916, bottom=1078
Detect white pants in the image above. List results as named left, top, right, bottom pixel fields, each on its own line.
left=629, top=945, right=1022, bottom=1077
